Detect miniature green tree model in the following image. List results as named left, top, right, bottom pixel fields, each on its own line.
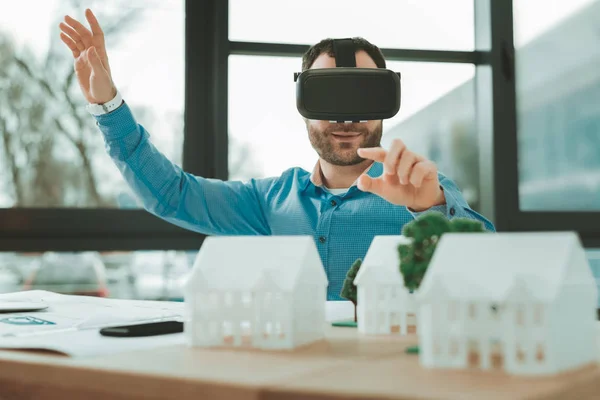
left=398, top=212, right=486, bottom=291
left=340, top=258, right=362, bottom=322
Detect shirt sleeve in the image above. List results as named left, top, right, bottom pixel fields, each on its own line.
left=94, top=103, right=272, bottom=236
left=409, top=173, right=496, bottom=232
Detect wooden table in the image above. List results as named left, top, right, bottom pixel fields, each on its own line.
left=0, top=326, right=599, bottom=400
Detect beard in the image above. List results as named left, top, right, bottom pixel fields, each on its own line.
left=308, top=121, right=383, bottom=166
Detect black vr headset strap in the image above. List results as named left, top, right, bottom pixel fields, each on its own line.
left=333, top=39, right=358, bottom=122
left=332, top=38, right=356, bottom=67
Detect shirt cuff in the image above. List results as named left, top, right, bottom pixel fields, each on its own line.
left=408, top=186, right=461, bottom=219
left=94, top=102, right=138, bottom=141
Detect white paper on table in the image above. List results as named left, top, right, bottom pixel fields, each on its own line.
left=0, top=291, right=355, bottom=356
left=0, top=328, right=186, bottom=357
left=0, top=290, right=185, bottom=356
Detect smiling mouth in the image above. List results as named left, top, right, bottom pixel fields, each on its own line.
left=331, top=132, right=361, bottom=138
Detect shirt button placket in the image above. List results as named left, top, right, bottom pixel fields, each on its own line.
left=316, top=196, right=337, bottom=294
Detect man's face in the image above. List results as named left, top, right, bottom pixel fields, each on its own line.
left=305, top=50, right=383, bottom=166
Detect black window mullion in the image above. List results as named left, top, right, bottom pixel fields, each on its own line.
left=474, top=0, right=519, bottom=231
left=229, top=41, right=484, bottom=64
left=183, top=0, right=229, bottom=180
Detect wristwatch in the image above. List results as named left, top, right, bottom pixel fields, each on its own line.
left=86, top=90, right=123, bottom=116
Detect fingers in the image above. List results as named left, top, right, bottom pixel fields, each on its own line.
left=59, top=32, right=81, bottom=58
left=59, top=22, right=82, bottom=43
left=85, top=9, right=104, bottom=40
left=358, top=139, right=412, bottom=176
left=64, top=15, right=93, bottom=48
left=357, top=147, right=386, bottom=162
left=383, top=139, right=406, bottom=175
left=410, top=161, right=437, bottom=188
left=397, top=150, right=420, bottom=185
left=357, top=174, right=385, bottom=196
left=358, top=139, right=433, bottom=187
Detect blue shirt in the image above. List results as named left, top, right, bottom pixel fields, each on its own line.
left=96, top=103, right=495, bottom=300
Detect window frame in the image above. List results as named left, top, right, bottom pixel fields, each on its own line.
left=0, top=1, right=221, bottom=252
left=474, top=0, right=600, bottom=248
left=1, top=0, right=598, bottom=252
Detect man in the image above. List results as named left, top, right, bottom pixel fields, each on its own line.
left=59, top=10, right=494, bottom=300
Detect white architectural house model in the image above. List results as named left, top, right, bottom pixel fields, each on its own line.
left=417, top=231, right=598, bottom=375
left=354, top=235, right=417, bottom=335
left=183, top=236, right=328, bottom=350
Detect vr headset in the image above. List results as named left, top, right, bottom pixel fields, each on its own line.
left=294, top=38, right=401, bottom=123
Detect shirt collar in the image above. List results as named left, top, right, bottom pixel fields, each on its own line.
left=300, top=160, right=383, bottom=194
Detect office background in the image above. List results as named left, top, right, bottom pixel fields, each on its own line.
left=0, top=0, right=599, bottom=301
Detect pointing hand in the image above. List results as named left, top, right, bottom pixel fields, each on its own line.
left=357, top=139, right=445, bottom=211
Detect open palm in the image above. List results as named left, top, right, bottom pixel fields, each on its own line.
left=59, top=9, right=115, bottom=104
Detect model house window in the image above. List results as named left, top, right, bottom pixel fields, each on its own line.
left=241, top=291, right=252, bottom=307
left=434, top=338, right=442, bottom=356
left=516, top=344, right=525, bottom=363
left=209, top=321, right=218, bottom=337
left=274, top=291, right=283, bottom=304
left=264, top=321, right=273, bottom=337
left=222, top=321, right=233, bottom=337
left=263, top=292, right=272, bottom=307
left=468, top=339, right=480, bottom=368
left=534, top=304, right=543, bottom=325
left=241, top=321, right=251, bottom=335
left=536, top=343, right=545, bottom=362
left=224, top=291, right=234, bottom=307
left=274, top=321, right=284, bottom=338
left=241, top=321, right=252, bottom=345
left=209, top=291, right=219, bottom=307
left=449, top=338, right=459, bottom=357
left=469, top=302, right=476, bottom=319
left=491, top=340, right=503, bottom=369
left=516, top=305, right=525, bottom=326
left=448, top=301, right=458, bottom=321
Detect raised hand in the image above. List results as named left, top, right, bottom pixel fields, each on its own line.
left=356, top=139, right=446, bottom=211
left=59, top=9, right=116, bottom=104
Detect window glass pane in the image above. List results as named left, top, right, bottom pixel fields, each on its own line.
left=229, top=0, right=474, bottom=51
left=384, top=63, right=478, bottom=209
left=228, top=55, right=479, bottom=210
left=514, top=0, right=600, bottom=210
left=0, top=250, right=195, bottom=300
left=0, top=0, right=184, bottom=208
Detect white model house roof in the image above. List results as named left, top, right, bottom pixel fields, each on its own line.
left=185, top=236, right=328, bottom=291
left=354, top=235, right=412, bottom=286
left=418, top=232, right=593, bottom=302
